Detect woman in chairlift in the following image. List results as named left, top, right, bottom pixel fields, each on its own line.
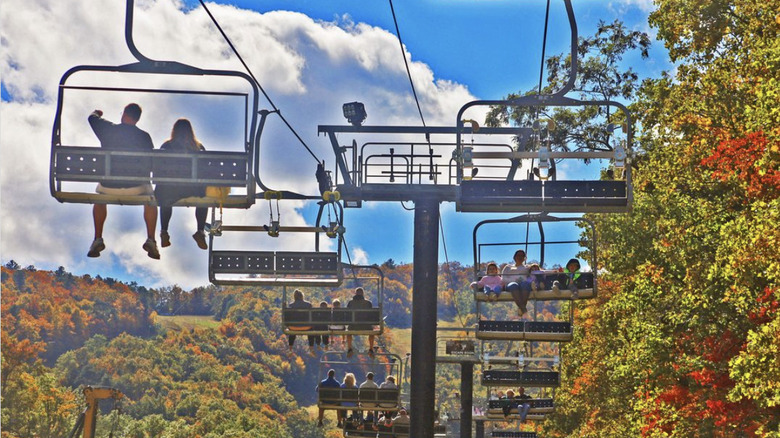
left=501, top=250, right=532, bottom=315
left=155, top=118, right=209, bottom=250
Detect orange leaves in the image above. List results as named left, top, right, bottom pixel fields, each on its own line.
left=700, top=131, right=780, bottom=202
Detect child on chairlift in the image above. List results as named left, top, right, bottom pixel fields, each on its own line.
left=552, top=258, right=585, bottom=298
left=476, top=262, right=503, bottom=301
left=524, top=263, right=545, bottom=292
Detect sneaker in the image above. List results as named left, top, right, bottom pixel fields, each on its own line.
left=347, top=348, right=354, bottom=358
left=518, top=307, right=526, bottom=317
left=368, top=349, right=375, bottom=358
left=160, top=231, right=171, bottom=248
left=143, top=239, right=160, bottom=260
left=87, top=238, right=105, bottom=258
left=192, top=231, right=208, bottom=250
left=551, top=281, right=560, bottom=294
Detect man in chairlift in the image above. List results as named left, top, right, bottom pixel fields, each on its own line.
left=346, top=287, right=376, bottom=358
left=86, top=103, right=159, bottom=260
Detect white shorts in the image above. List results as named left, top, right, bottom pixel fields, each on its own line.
left=96, top=183, right=153, bottom=196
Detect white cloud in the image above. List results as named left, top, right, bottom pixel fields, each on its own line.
left=0, top=0, right=479, bottom=288
left=349, top=247, right=369, bottom=266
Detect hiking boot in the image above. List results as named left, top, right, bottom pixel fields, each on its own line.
left=87, top=238, right=105, bottom=258
left=192, top=231, right=208, bottom=250
left=143, top=239, right=160, bottom=260
left=160, top=231, right=171, bottom=248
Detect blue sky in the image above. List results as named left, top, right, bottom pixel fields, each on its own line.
left=0, top=0, right=667, bottom=288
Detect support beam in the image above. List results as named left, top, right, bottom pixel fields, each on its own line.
left=410, top=199, right=440, bottom=438
left=475, top=419, right=485, bottom=438
left=461, top=362, right=474, bottom=438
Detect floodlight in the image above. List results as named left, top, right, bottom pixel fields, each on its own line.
left=343, top=102, right=367, bottom=126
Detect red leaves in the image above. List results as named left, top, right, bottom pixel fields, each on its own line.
left=748, top=286, right=779, bottom=325
left=700, top=131, right=780, bottom=202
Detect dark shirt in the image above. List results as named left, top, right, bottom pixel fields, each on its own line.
left=288, top=299, right=313, bottom=329
left=347, top=295, right=374, bottom=330
left=154, top=138, right=207, bottom=204
left=88, top=113, right=154, bottom=188
left=319, top=376, right=341, bottom=389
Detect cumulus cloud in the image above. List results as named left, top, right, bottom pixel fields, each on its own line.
left=349, top=247, right=369, bottom=266
left=0, top=0, right=479, bottom=288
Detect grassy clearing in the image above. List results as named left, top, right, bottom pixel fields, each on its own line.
left=155, top=314, right=221, bottom=331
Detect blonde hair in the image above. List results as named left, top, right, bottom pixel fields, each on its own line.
left=343, top=372, right=356, bottom=387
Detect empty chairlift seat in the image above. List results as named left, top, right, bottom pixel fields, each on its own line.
left=481, top=370, right=560, bottom=388
left=209, top=250, right=342, bottom=286
left=476, top=321, right=572, bottom=342
left=491, top=432, right=538, bottom=438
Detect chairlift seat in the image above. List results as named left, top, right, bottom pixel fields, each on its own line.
left=318, top=387, right=400, bottom=411
left=458, top=179, right=629, bottom=212
left=487, top=398, right=555, bottom=415
left=474, top=272, right=595, bottom=301
left=53, top=147, right=251, bottom=207
left=481, top=370, right=559, bottom=388
left=476, top=321, right=572, bottom=342
left=491, top=431, right=537, bottom=438
left=282, top=308, right=383, bottom=335
left=209, top=250, right=342, bottom=286
left=544, top=180, right=627, bottom=207
left=376, top=424, right=409, bottom=438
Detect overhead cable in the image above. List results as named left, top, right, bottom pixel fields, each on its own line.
left=388, top=0, right=427, bottom=128
left=198, top=0, right=321, bottom=164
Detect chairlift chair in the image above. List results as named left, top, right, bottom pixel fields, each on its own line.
left=473, top=214, right=597, bottom=342
left=455, top=0, right=633, bottom=214
left=281, top=265, right=384, bottom=337
left=491, top=431, right=538, bottom=438
left=50, top=0, right=259, bottom=209
left=208, top=199, right=345, bottom=286
left=317, top=351, right=405, bottom=413
left=480, top=352, right=560, bottom=389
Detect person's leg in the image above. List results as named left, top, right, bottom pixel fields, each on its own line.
left=88, top=204, right=108, bottom=257
left=507, top=282, right=528, bottom=314
left=288, top=335, right=296, bottom=349
left=520, top=402, right=530, bottom=422
left=369, top=335, right=375, bottom=351
left=160, top=206, right=173, bottom=232
left=308, top=335, right=316, bottom=348
left=195, top=207, right=208, bottom=231
left=322, top=335, right=329, bottom=347
left=93, top=204, right=107, bottom=239
left=192, top=207, right=209, bottom=249
left=318, top=407, right=325, bottom=425
left=143, top=204, right=157, bottom=240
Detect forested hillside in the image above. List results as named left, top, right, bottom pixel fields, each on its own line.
left=1, top=260, right=495, bottom=437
